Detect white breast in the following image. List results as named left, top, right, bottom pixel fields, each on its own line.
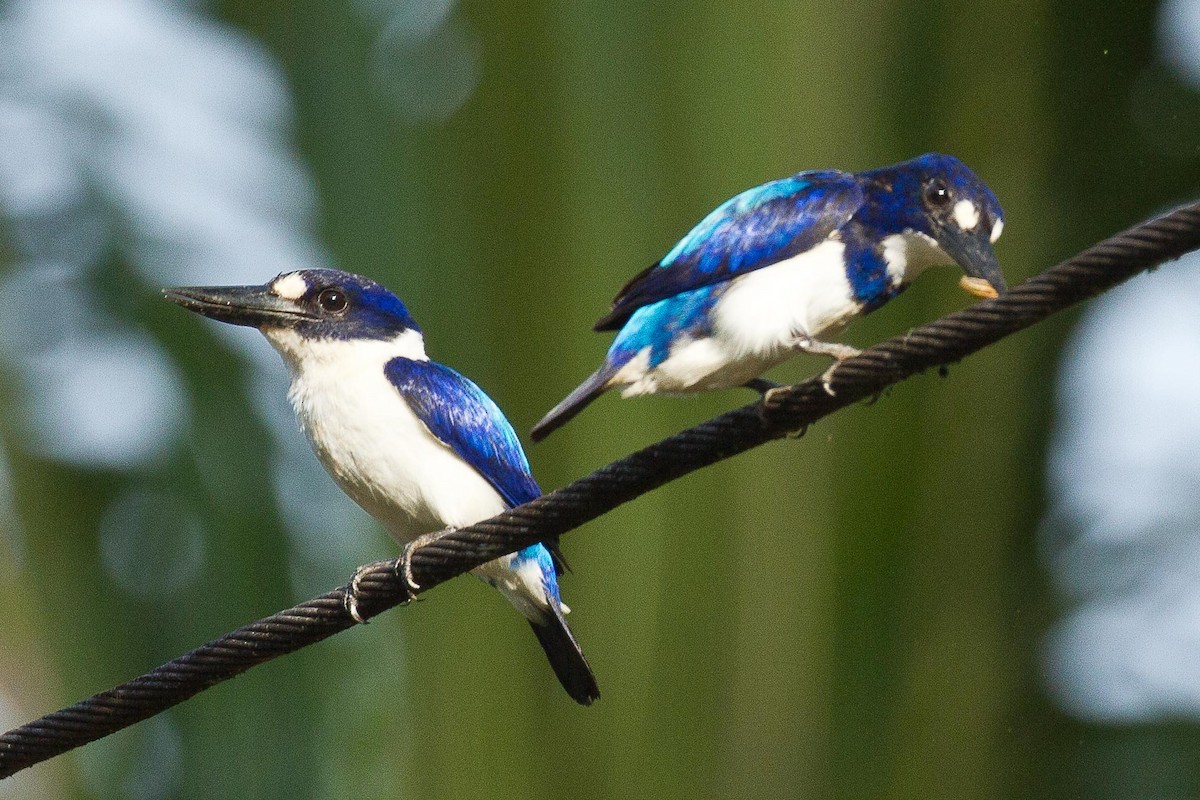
left=714, top=237, right=859, bottom=354
left=261, top=328, right=556, bottom=616
left=264, top=329, right=507, bottom=543
left=614, top=239, right=863, bottom=395
left=881, top=230, right=952, bottom=285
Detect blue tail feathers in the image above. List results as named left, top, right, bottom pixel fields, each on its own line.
left=530, top=366, right=614, bottom=442
left=528, top=605, right=600, bottom=705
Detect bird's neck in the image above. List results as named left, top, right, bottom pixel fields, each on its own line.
left=841, top=222, right=950, bottom=312
left=879, top=230, right=951, bottom=285
left=263, top=327, right=428, bottom=377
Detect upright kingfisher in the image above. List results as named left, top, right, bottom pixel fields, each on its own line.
left=165, top=269, right=599, bottom=705
left=531, top=153, right=1008, bottom=441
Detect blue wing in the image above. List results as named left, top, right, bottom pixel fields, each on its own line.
left=594, top=170, right=865, bottom=331
left=384, top=358, right=541, bottom=508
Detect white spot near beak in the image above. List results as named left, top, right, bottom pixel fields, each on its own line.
left=990, top=218, right=1004, bottom=243
left=953, top=199, right=981, bottom=231
left=272, top=272, right=309, bottom=300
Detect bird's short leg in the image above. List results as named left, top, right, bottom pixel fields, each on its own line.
left=793, top=338, right=862, bottom=362
left=791, top=336, right=862, bottom=396
left=396, top=528, right=454, bottom=594
left=344, top=529, right=451, bottom=621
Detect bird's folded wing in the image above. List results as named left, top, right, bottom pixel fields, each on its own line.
left=384, top=358, right=542, bottom=509
left=595, top=170, right=864, bottom=331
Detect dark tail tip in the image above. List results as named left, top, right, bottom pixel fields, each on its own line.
left=528, top=608, right=599, bottom=705
left=530, top=368, right=611, bottom=443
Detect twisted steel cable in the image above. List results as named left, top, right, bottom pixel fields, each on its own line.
left=2, top=201, right=1199, bottom=778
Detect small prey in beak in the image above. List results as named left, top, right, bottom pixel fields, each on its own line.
left=958, top=275, right=1001, bottom=299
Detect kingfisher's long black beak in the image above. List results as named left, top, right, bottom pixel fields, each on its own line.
left=163, top=284, right=314, bottom=328
left=937, top=226, right=1008, bottom=299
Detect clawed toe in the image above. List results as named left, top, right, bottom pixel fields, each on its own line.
left=397, top=528, right=453, bottom=595
left=343, top=528, right=451, bottom=622
left=397, top=543, right=421, bottom=593
left=820, top=363, right=840, bottom=396
left=344, top=563, right=374, bottom=624
left=762, top=384, right=788, bottom=405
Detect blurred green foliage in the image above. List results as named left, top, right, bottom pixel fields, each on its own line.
left=2, top=1, right=1199, bottom=798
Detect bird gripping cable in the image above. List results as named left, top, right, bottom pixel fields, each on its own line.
left=2, top=200, right=1200, bottom=778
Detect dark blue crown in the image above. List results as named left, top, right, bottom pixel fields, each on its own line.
left=285, top=269, right=421, bottom=341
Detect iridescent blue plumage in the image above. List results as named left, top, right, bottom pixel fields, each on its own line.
left=290, top=269, right=421, bottom=341
left=608, top=285, right=722, bottom=369
left=595, top=171, right=863, bottom=330
left=533, top=153, right=1008, bottom=441
left=165, top=268, right=595, bottom=703
left=385, top=358, right=541, bottom=508
left=384, top=357, right=562, bottom=587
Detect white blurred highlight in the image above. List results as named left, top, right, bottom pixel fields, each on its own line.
left=1042, top=255, right=1200, bottom=722
left=0, top=0, right=372, bottom=581
left=1159, top=0, right=1200, bottom=86
left=355, top=0, right=480, bottom=123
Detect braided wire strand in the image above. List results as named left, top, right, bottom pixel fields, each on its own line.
left=2, top=201, right=1198, bottom=779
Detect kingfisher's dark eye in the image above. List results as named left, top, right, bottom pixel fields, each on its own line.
left=317, top=288, right=348, bottom=313
left=922, top=179, right=952, bottom=209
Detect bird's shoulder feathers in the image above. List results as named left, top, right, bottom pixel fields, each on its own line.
left=594, top=170, right=865, bottom=331
left=383, top=358, right=541, bottom=509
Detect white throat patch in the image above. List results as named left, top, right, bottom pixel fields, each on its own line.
left=272, top=273, right=309, bottom=300
left=953, top=199, right=980, bottom=231
left=264, top=326, right=428, bottom=374
left=881, top=231, right=947, bottom=286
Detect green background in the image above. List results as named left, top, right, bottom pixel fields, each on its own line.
left=2, top=0, right=1199, bottom=797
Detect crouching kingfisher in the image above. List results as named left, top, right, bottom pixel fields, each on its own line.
left=165, top=269, right=599, bottom=705
left=531, top=153, right=1008, bottom=441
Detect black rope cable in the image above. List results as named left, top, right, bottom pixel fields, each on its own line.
left=2, top=201, right=1199, bottom=778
